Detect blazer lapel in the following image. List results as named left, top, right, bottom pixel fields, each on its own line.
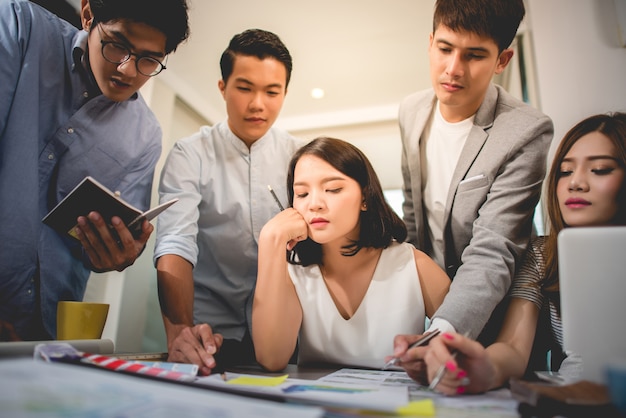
left=443, top=84, right=498, bottom=218
left=409, top=94, right=437, bottom=158
left=411, top=94, right=437, bottom=250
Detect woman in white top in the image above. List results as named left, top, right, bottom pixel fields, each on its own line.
left=252, top=137, right=450, bottom=371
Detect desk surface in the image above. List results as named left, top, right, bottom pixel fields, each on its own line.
left=2, top=346, right=619, bottom=417
left=0, top=355, right=523, bottom=417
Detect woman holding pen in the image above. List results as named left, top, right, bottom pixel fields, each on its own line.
left=396, top=112, right=626, bottom=394
left=252, top=137, right=450, bottom=371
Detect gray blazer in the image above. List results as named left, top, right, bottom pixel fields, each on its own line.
left=399, top=84, right=553, bottom=339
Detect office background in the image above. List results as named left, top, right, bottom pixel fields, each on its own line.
left=46, top=0, right=626, bottom=352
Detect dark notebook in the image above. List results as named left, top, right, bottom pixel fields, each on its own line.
left=43, top=176, right=177, bottom=240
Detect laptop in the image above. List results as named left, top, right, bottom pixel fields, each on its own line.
left=558, top=226, right=626, bottom=384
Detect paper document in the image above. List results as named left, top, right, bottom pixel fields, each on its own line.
left=319, top=368, right=519, bottom=417
left=196, top=371, right=410, bottom=414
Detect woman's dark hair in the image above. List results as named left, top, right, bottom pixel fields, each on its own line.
left=286, top=137, right=407, bottom=266
left=89, top=0, right=190, bottom=54
left=542, top=112, right=626, bottom=302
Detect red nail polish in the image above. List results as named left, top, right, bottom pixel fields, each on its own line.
left=456, top=386, right=466, bottom=394
left=442, top=333, right=454, bottom=340
left=445, top=361, right=457, bottom=372
left=457, top=370, right=467, bottom=379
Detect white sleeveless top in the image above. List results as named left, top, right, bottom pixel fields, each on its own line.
left=288, top=241, right=426, bottom=368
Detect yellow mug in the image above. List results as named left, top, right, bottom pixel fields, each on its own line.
left=56, top=301, right=109, bottom=340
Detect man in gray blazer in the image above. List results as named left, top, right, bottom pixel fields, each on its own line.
left=398, top=0, right=553, bottom=346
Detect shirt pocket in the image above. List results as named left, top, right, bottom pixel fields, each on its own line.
left=56, top=145, right=126, bottom=201
left=457, top=174, right=490, bottom=193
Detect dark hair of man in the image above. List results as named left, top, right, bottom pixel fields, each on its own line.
left=541, top=112, right=626, bottom=307
left=286, top=137, right=407, bottom=267
left=89, top=0, right=189, bottom=54
left=433, top=0, right=525, bottom=53
left=220, top=29, right=293, bottom=87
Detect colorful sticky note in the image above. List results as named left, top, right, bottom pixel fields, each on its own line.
left=396, top=399, right=436, bottom=416
left=226, top=374, right=289, bottom=387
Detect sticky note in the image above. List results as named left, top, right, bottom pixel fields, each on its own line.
left=226, top=374, right=289, bottom=387
left=396, top=399, right=436, bottom=416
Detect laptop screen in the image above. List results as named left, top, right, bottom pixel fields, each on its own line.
left=558, top=226, right=626, bottom=384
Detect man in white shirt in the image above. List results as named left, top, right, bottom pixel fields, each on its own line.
left=396, top=0, right=553, bottom=351
left=154, top=29, right=304, bottom=375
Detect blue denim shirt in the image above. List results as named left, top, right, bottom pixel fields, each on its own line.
left=0, top=0, right=162, bottom=339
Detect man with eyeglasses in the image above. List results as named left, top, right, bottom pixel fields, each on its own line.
left=0, top=0, right=189, bottom=341
left=99, top=25, right=167, bottom=77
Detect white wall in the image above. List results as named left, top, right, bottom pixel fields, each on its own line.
left=526, top=0, right=626, bottom=157
left=292, top=120, right=403, bottom=190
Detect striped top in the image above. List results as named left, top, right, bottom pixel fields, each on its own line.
left=509, top=236, right=563, bottom=348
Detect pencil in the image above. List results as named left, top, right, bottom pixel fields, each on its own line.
left=267, top=185, right=285, bottom=211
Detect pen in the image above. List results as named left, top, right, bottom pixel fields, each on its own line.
left=429, top=331, right=470, bottom=391
left=382, top=328, right=441, bottom=370
left=428, top=350, right=458, bottom=391
left=267, top=185, right=285, bottom=211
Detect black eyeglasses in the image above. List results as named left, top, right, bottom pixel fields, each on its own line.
left=97, top=24, right=166, bottom=77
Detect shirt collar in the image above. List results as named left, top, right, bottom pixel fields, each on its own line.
left=221, top=121, right=276, bottom=156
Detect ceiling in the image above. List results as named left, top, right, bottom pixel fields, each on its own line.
left=159, top=0, right=436, bottom=130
